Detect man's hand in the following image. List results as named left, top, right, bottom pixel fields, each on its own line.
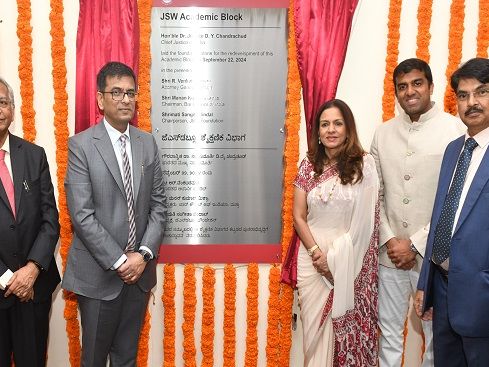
left=312, top=250, right=334, bottom=284
left=4, top=262, right=40, bottom=299
left=386, top=238, right=417, bottom=270
left=19, top=288, right=34, bottom=302
left=117, top=252, right=146, bottom=284
left=414, top=290, right=433, bottom=321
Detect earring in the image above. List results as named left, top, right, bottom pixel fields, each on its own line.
left=318, top=137, right=321, bottom=145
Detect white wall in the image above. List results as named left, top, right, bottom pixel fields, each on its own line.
left=0, top=0, right=482, bottom=365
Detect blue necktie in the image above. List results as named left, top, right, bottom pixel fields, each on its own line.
left=432, top=137, right=478, bottom=264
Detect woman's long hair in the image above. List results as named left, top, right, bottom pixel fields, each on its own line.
left=307, top=99, right=365, bottom=185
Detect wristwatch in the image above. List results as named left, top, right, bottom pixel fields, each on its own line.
left=138, top=249, right=152, bottom=262
left=307, top=244, right=320, bottom=257
left=410, top=243, right=418, bottom=254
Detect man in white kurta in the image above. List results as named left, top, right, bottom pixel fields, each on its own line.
left=370, top=58, right=464, bottom=367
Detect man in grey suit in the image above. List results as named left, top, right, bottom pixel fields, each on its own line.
left=62, top=62, right=167, bottom=367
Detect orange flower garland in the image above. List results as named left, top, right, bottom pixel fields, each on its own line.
left=137, top=0, right=152, bottom=133
left=477, top=0, right=489, bottom=58
left=182, top=264, right=197, bottom=367
left=49, top=0, right=81, bottom=365
left=163, top=264, right=176, bottom=366
left=245, top=263, right=259, bottom=367
left=443, top=0, right=465, bottom=115
left=201, top=266, right=216, bottom=367
left=137, top=307, right=151, bottom=366
left=136, top=2, right=153, bottom=363
left=16, top=0, right=36, bottom=142
left=381, top=0, right=402, bottom=122
left=265, top=265, right=281, bottom=366
left=277, top=2, right=302, bottom=365
left=416, top=0, right=433, bottom=63
left=223, top=264, right=237, bottom=366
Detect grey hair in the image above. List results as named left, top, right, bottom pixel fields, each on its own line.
left=0, top=77, right=15, bottom=107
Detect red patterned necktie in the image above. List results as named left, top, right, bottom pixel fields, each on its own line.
left=0, top=149, right=15, bottom=218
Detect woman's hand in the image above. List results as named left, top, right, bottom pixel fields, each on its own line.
left=312, top=250, right=334, bottom=284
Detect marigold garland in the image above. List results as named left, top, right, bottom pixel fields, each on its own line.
left=277, top=2, right=302, bottom=365
left=137, top=306, right=151, bottom=366
left=416, top=0, right=433, bottom=63
left=201, top=266, right=216, bottom=367
left=16, top=0, right=36, bottom=142
left=49, top=0, right=81, bottom=365
left=244, top=264, right=259, bottom=367
left=223, top=264, right=237, bottom=366
left=137, top=0, right=152, bottom=133
left=477, top=0, right=489, bottom=58
left=163, top=264, right=176, bottom=367
left=381, top=0, right=402, bottom=122
left=136, top=2, right=153, bottom=363
left=443, top=0, right=465, bottom=115
left=265, top=265, right=281, bottom=366
left=182, top=264, right=197, bottom=367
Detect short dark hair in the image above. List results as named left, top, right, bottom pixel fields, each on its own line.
left=393, top=58, right=433, bottom=91
left=96, top=62, right=137, bottom=91
left=450, top=58, right=489, bottom=91
left=308, top=99, right=365, bottom=185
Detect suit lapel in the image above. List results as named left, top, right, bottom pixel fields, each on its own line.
left=432, top=137, right=464, bottom=227
left=454, top=146, right=489, bottom=233
left=130, top=126, right=142, bottom=201
left=92, top=122, right=125, bottom=197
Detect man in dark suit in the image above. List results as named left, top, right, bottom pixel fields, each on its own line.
left=0, top=77, right=60, bottom=366
left=62, top=62, right=167, bottom=366
left=416, top=57, right=489, bottom=366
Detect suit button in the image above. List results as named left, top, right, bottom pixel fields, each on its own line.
left=404, top=174, right=411, bottom=180
left=403, top=198, right=410, bottom=204
left=12, top=253, right=17, bottom=257
left=402, top=221, right=408, bottom=228
left=9, top=225, right=15, bottom=230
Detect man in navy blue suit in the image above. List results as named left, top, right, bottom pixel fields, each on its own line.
left=416, top=57, right=489, bottom=366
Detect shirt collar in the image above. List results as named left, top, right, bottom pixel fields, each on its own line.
left=400, top=101, right=438, bottom=128
left=0, top=134, right=11, bottom=155
left=468, top=126, right=489, bottom=149
left=103, top=119, right=130, bottom=146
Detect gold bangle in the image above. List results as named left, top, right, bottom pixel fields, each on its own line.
left=307, top=244, right=320, bottom=257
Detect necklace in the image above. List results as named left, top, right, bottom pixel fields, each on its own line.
left=318, top=175, right=339, bottom=204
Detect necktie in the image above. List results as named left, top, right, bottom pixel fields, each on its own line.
left=0, top=149, right=15, bottom=218
left=119, top=135, right=136, bottom=252
left=432, top=137, right=478, bottom=264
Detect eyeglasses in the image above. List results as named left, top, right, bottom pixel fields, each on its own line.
left=100, top=90, right=138, bottom=101
left=0, top=99, right=12, bottom=109
left=456, top=87, right=489, bottom=102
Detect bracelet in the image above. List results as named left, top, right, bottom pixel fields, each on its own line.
left=307, top=244, right=320, bottom=257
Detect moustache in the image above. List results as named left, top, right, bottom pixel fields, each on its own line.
left=465, top=106, right=483, bottom=116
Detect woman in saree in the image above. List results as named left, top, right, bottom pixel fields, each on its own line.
left=293, top=99, right=379, bottom=366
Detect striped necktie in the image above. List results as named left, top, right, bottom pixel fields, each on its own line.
left=119, top=135, right=136, bottom=252
left=432, top=137, right=478, bottom=264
